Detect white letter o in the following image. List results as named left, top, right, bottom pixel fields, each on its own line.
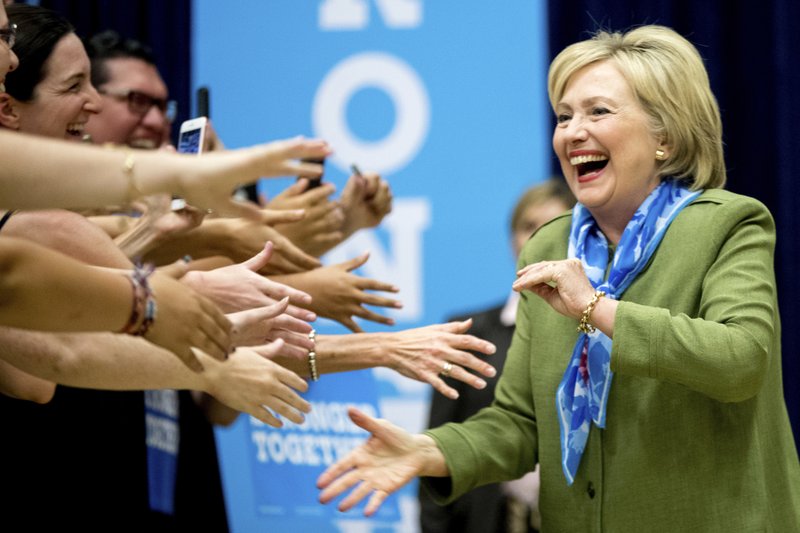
left=313, top=52, right=430, bottom=175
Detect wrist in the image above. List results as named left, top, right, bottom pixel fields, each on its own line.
left=314, top=332, right=384, bottom=375
left=414, top=434, right=448, bottom=477
left=589, top=296, right=618, bottom=337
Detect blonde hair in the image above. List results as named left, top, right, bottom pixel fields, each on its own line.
left=548, top=25, right=725, bottom=189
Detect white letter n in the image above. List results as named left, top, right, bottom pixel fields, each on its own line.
left=319, top=0, right=422, bottom=30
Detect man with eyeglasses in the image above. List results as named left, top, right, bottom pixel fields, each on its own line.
left=83, top=30, right=176, bottom=149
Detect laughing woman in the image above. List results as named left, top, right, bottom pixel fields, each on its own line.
left=316, top=25, right=800, bottom=532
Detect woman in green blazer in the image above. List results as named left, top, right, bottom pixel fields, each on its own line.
left=317, top=25, right=800, bottom=532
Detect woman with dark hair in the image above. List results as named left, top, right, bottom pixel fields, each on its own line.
left=0, top=4, right=99, bottom=140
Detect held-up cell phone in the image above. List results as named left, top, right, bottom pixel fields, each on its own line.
left=177, top=116, right=207, bottom=156
left=172, top=117, right=208, bottom=210
left=299, top=157, right=325, bottom=189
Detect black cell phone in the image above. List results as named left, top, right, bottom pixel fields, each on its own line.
left=299, top=157, right=325, bottom=189
left=196, top=86, right=210, bottom=118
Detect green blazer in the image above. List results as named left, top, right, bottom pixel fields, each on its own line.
left=424, top=189, right=800, bottom=532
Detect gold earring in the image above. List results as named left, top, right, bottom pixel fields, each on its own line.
left=655, top=149, right=667, bottom=161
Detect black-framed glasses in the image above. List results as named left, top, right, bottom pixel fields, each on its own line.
left=98, top=88, right=177, bottom=123
left=0, top=24, right=17, bottom=49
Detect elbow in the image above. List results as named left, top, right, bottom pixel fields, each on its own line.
left=27, top=383, right=56, bottom=404
left=714, top=339, right=770, bottom=403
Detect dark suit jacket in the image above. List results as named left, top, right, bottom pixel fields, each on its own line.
left=419, top=303, right=515, bottom=533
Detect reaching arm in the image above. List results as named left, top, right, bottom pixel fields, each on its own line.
left=0, top=130, right=329, bottom=218
left=264, top=319, right=497, bottom=400
left=145, top=214, right=321, bottom=272
left=0, top=236, right=133, bottom=333
left=0, top=327, right=310, bottom=427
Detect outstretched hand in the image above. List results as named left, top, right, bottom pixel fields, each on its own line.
left=145, top=270, right=232, bottom=372
left=340, top=170, right=393, bottom=236
left=381, top=319, right=497, bottom=399
left=317, top=407, right=444, bottom=516
left=179, top=136, right=332, bottom=220
left=181, top=241, right=317, bottom=322
left=227, top=298, right=314, bottom=355
left=285, top=253, right=401, bottom=332
left=272, top=181, right=346, bottom=257
left=200, top=342, right=311, bottom=427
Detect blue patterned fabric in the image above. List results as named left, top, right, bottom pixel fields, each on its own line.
left=557, top=179, right=701, bottom=485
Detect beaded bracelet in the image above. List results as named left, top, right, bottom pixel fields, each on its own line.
left=307, top=329, right=319, bottom=381
left=131, top=263, right=157, bottom=337
left=119, top=263, right=157, bottom=337
left=119, top=274, right=146, bottom=334
left=577, top=290, right=606, bottom=334
left=137, top=297, right=158, bottom=337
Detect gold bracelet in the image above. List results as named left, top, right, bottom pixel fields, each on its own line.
left=577, top=290, right=606, bottom=334
left=308, top=329, right=319, bottom=381
left=122, top=150, right=142, bottom=203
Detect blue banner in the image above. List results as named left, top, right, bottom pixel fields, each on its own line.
left=247, top=370, right=398, bottom=527
left=194, top=1, right=549, bottom=531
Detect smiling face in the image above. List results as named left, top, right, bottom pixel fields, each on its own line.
left=552, top=60, right=665, bottom=240
left=11, top=32, right=102, bottom=140
left=85, top=57, right=170, bottom=148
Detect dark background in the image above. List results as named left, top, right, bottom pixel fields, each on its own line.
left=39, top=0, right=799, bottom=450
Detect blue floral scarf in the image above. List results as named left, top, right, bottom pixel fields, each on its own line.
left=557, top=179, right=701, bottom=485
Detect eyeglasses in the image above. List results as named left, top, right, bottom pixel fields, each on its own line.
left=0, top=24, right=17, bottom=49
left=98, top=88, right=177, bottom=123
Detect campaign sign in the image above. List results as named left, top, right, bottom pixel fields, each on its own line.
left=246, top=369, right=398, bottom=527
left=194, top=1, right=549, bottom=531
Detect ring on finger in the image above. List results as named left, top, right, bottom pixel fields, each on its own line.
left=440, top=361, right=453, bottom=378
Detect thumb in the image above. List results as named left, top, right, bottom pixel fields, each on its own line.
left=157, top=258, right=191, bottom=279
left=341, top=173, right=366, bottom=206
left=340, top=251, right=370, bottom=272
left=432, top=318, right=472, bottom=334
left=285, top=178, right=310, bottom=196
left=347, top=406, right=384, bottom=435
left=230, top=298, right=290, bottom=330
left=241, top=241, right=274, bottom=272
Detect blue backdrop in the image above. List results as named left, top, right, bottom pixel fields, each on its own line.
left=193, top=1, right=549, bottom=531
left=29, top=0, right=800, bottom=529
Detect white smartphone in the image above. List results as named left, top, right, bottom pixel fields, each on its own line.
left=172, top=117, right=208, bottom=210
left=177, top=116, right=207, bottom=155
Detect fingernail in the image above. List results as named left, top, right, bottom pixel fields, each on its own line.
left=393, top=302, right=403, bottom=308
left=486, top=366, right=497, bottom=377
left=475, top=379, right=486, bottom=389
left=450, top=391, right=460, bottom=400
